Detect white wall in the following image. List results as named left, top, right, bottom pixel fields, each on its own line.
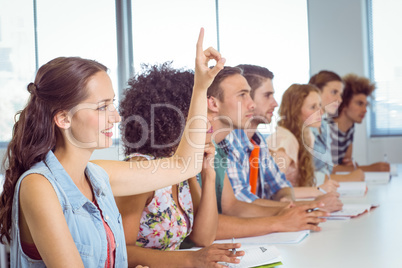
left=307, top=0, right=402, bottom=164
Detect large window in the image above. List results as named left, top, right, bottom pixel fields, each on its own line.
left=131, top=0, right=217, bottom=71
left=0, top=0, right=118, bottom=144
left=369, top=0, right=402, bottom=136
left=131, top=0, right=310, bottom=135
left=0, top=0, right=35, bottom=142
left=218, top=0, right=310, bottom=134
left=0, top=0, right=309, bottom=144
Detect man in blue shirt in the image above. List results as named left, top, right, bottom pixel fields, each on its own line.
left=207, top=65, right=342, bottom=214
left=204, top=66, right=329, bottom=239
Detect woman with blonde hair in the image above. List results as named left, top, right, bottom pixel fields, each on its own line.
left=267, top=84, right=339, bottom=198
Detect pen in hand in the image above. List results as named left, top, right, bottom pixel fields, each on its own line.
left=232, top=237, right=236, bottom=255
left=317, top=187, right=327, bottom=194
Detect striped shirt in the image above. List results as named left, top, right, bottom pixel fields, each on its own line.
left=220, top=129, right=291, bottom=203
left=328, top=118, right=355, bottom=165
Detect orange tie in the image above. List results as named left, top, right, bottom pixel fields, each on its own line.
left=249, top=139, right=260, bottom=195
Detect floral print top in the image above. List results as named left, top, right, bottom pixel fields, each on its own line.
left=136, top=181, right=194, bottom=250
left=128, top=153, right=194, bottom=251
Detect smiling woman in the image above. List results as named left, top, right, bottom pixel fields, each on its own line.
left=0, top=29, right=237, bottom=267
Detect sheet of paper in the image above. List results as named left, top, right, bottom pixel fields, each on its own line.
left=364, top=172, right=391, bottom=184
left=337, top=181, right=367, bottom=197
left=330, top=203, right=377, bottom=218
left=215, top=230, right=310, bottom=245
left=221, top=245, right=282, bottom=268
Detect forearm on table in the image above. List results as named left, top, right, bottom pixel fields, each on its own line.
left=293, top=187, right=322, bottom=199
left=216, top=214, right=280, bottom=240
left=222, top=199, right=281, bottom=217
left=127, top=245, right=194, bottom=267
left=272, top=187, right=295, bottom=202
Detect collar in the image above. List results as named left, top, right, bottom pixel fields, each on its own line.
left=44, top=151, right=107, bottom=211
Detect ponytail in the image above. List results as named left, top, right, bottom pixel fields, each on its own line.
left=0, top=57, right=107, bottom=243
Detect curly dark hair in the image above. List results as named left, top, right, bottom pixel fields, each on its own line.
left=119, top=62, right=194, bottom=158
left=337, top=73, right=375, bottom=115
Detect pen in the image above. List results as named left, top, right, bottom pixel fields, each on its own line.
left=325, top=168, right=331, bottom=181
left=317, top=187, right=327, bottom=194
left=232, top=237, right=236, bottom=254
left=307, top=207, right=319, bottom=213
left=352, top=158, right=357, bottom=170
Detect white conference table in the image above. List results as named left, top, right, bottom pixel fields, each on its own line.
left=276, top=165, right=402, bottom=267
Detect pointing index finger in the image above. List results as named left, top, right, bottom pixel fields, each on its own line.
left=196, top=27, right=204, bottom=55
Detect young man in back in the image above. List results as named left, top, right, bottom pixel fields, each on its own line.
left=330, top=73, right=390, bottom=172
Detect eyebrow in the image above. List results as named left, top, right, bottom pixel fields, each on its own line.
left=238, top=89, right=251, bottom=94
left=98, top=95, right=116, bottom=103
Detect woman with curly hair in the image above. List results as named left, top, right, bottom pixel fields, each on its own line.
left=267, top=84, right=339, bottom=197
left=0, top=29, right=240, bottom=267
left=116, top=63, right=243, bottom=267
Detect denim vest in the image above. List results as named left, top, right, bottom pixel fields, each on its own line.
left=10, top=151, right=128, bottom=267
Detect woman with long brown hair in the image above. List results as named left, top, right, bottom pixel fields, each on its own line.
left=267, top=84, right=339, bottom=198
left=0, top=29, right=241, bottom=267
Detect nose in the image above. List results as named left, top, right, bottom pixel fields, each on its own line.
left=248, top=96, right=256, bottom=111
left=108, top=104, right=121, bottom=123
left=337, top=94, right=343, bottom=104
left=273, top=98, right=278, bottom=108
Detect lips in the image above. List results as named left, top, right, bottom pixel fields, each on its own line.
left=101, top=127, right=113, bottom=137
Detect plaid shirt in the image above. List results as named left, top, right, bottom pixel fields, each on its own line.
left=218, top=129, right=291, bottom=203
left=328, top=118, right=355, bottom=164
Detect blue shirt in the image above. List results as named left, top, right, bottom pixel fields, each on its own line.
left=10, top=151, right=127, bottom=268
left=222, top=129, right=291, bottom=203
left=311, top=117, right=334, bottom=174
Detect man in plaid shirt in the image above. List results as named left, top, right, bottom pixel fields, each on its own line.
left=207, top=64, right=342, bottom=212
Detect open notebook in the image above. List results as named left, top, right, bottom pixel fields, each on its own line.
left=220, top=245, right=282, bottom=268
left=328, top=203, right=378, bottom=219
left=364, top=172, right=391, bottom=184
left=215, top=230, right=310, bottom=245
left=337, top=181, right=368, bottom=197
left=336, top=171, right=391, bottom=184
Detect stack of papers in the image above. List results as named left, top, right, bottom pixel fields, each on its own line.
left=364, top=172, right=391, bottom=184
left=337, top=182, right=367, bottom=197
left=221, top=245, right=282, bottom=268
left=328, top=203, right=378, bottom=219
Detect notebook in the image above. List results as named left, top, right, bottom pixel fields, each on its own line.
left=364, top=172, right=391, bottom=184
left=337, top=182, right=368, bottom=197
left=215, top=230, right=310, bottom=245
left=329, top=203, right=378, bottom=218
left=220, top=245, right=282, bottom=268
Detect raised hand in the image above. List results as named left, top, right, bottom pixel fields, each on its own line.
left=194, top=28, right=226, bottom=92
